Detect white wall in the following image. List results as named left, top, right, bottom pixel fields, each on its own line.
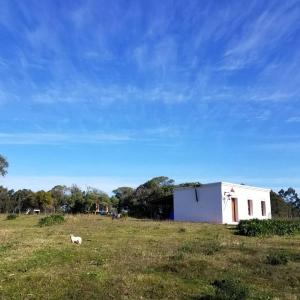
left=173, top=183, right=222, bottom=223
left=221, top=183, right=271, bottom=224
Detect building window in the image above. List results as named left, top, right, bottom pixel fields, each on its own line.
left=247, top=200, right=253, bottom=216
left=261, top=201, right=266, bottom=216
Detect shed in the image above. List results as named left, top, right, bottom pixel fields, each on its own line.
left=173, top=182, right=271, bottom=224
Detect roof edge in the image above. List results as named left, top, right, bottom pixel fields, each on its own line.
left=174, top=181, right=270, bottom=192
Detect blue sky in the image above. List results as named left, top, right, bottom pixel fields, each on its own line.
left=0, top=0, right=300, bottom=193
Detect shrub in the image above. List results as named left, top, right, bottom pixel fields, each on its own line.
left=203, top=240, right=222, bottom=255
left=212, top=279, right=249, bottom=300
left=266, top=252, right=289, bottom=265
left=38, top=214, right=65, bottom=227
left=120, top=211, right=128, bottom=218
left=6, top=214, right=18, bottom=220
left=236, top=219, right=300, bottom=236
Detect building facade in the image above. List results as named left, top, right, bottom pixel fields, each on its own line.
left=173, top=182, right=271, bottom=224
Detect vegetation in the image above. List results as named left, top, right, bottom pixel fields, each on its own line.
left=0, top=176, right=175, bottom=217
left=266, top=251, right=289, bottom=266
left=6, top=213, right=18, bottom=220
left=1, top=182, right=299, bottom=219
left=1, top=155, right=300, bottom=219
left=236, top=219, right=300, bottom=236
left=278, top=188, right=300, bottom=217
left=39, top=214, right=65, bottom=226
left=209, top=279, right=249, bottom=300
left=0, top=154, right=9, bottom=177
left=1, top=215, right=300, bottom=299
left=1, top=153, right=300, bottom=298
left=270, top=191, right=290, bottom=218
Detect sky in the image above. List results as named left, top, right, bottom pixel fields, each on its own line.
left=0, top=0, right=300, bottom=194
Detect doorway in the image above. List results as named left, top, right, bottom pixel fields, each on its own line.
left=231, top=198, right=238, bottom=222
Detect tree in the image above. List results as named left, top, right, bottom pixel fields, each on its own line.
left=113, top=187, right=134, bottom=211
left=130, top=176, right=175, bottom=218
left=110, top=196, right=119, bottom=209
left=35, top=190, right=53, bottom=212
left=0, top=155, right=8, bottom=177
left=270, top=190, right=289, bottom=218
left=69, top=185, right=85, bottom=213
left=85, top=187, right=110, bottom=213
left=50, top=185, right=68, bottom=212
left=279, top=188, right=300, bottom=217
left=176, top=182, right=202, bottom=188
left=12, top=189, right=36, bottom=213
left=0, top=186, right=14, bottom=213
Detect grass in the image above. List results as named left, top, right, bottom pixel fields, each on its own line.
left=0, top=215, right=300, bottom=299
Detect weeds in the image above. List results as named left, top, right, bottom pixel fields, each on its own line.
left=211, top=279, right=249, bottom=300
left=266, top=251, right=289, bottom=265
left=38, top=214, right=65, bottom=226
left=6, top=214, right=18, bottom=220
left=203, top=240, right=222, bottom=255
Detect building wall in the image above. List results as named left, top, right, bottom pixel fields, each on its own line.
left=221, top=183, right=271, bottom=224
left=173, top=184, right=222, bottom=223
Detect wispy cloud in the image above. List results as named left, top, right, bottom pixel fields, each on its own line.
left=31, top=82, right=189, bottom=105
left=223, top=1, right=300, bottom=69
left=253, top=142, right=300, bottom=151
left=1, top=175, right=142, bottom=194
left=0, top=132, right=133, bottom=145
left=286, top=116, right=300, bottom=123
left=0, top=0, right=299, bottom=191
left=0, top=126, right=185, bottom=145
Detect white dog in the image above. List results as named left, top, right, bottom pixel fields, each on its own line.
left=70, top=234, right=82, bottom=245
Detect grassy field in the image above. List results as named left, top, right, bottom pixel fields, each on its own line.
left=0, top=215, right=300, bottom=300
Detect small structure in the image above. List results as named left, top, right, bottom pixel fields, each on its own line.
left=25, top=208, right=40, bottom=214
left=95, top=203, right=109, bottom=215
left=173, top=182, right=271, bottom=224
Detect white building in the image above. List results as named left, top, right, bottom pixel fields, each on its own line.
left=173, top=182, right=271, bottom=224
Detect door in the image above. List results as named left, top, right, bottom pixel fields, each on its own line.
left=231, top=198, right=237, bottom=222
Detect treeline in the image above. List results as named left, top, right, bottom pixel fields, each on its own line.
left=0, top=177, right=299, bottom=218
left=0, top=185, right=111, bottom=214
left=0, top=176, right=200, bottom=217
left=270, top=188, right=300, bottom=218
left=1, top=153, right=300, bottom=218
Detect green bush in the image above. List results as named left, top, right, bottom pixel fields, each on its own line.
left=38, top=214, right=65, bottom=227
left=266, top=252, right=289, bottom=265
left=6, top=214, right=18, bottom=220
left=212, top=279, right=249, bottom=300
left=236, top=219, right=300, bottom=236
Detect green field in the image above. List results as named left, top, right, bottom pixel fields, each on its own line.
left=1, top=215, right=300, bottom=299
